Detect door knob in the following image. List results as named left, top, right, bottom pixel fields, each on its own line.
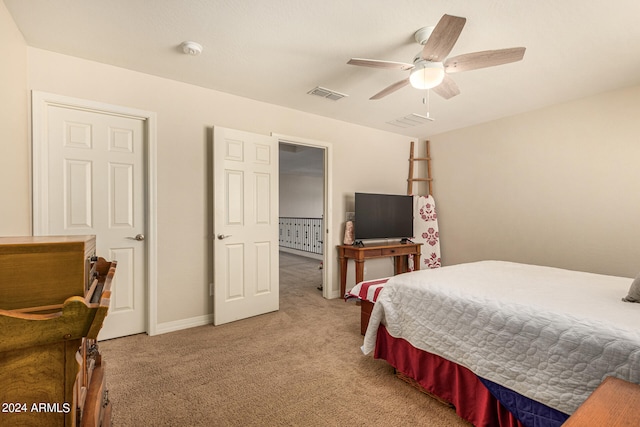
left=217, top=234, right=232, bottom=240
left=127, top=234, right=145, bottom=241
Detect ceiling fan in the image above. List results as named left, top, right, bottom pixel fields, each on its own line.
left=348, top=14, right=526, bottom=100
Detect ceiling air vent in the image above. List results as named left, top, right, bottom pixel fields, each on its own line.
left=308, top=86, right=348, bottom=101
left=386, top=113, right=433, bottom=128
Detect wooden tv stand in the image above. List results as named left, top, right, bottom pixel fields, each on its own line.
left=337, top=242, right=422, bottom=297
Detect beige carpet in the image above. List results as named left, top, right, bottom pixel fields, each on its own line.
left=99, top=252, right=470, bottom=426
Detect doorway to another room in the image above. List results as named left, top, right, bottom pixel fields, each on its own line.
left=278, top=142, right=326, bottom=296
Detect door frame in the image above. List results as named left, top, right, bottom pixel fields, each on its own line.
left=31, top=90, right=160, bottom=335
left=273, top=133, right=334, bottom=299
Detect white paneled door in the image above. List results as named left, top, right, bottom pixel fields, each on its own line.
left=213, top=127, right=279, bottom=325
left=35, top=101, right=147, bottom=340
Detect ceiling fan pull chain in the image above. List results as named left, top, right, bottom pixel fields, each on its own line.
left=423, top=90, right=433, bottom=120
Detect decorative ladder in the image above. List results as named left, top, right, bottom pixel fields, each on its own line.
left=407, top=140, right=433, bottom=196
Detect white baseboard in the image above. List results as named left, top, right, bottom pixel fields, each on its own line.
left=328, top=289, right=341, bottom=299
left=153, top=314, right=213, bottom=335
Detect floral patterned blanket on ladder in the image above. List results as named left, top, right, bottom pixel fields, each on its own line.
left=411, top=195, right=441, bottom=270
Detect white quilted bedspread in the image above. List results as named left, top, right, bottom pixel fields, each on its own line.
left=362, top=261, right=640, bottom=415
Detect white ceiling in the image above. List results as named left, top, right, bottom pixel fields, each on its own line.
left=5, top=0, right=640, bottom=138
left=279, top=143, right=324, bottom=177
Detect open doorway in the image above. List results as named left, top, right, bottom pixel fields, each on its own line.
left=278, top=141, right=326, bottom=296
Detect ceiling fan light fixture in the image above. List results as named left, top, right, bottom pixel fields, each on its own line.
left=409, top=61, right=445, bottom=89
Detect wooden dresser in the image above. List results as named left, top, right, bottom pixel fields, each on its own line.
left=563, top=376, right=640, bottom=426
left=0, top=236, right=114, bottom=427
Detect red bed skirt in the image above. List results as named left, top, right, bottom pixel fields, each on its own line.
left=374, top=325, right=524, bottom=427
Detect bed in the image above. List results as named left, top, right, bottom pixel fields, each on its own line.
left=356, top=261, right=640, bottom=427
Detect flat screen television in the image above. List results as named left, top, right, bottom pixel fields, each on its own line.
left=354, top=192, right=413, bottom=243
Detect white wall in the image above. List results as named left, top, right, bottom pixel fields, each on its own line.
left=0, top=2, right=29, bottom=235
left=23, top=48, right=412, bottom=326
left=431, top=85, right=640, bottom=278
left=279, top=174, right=323, bottom=218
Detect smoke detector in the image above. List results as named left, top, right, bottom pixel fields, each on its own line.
left=181, top=41, right=203, bottom=56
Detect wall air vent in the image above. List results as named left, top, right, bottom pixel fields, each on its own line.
left=307, top=86, right=348, bottom=101
left=386, top=113, right=433, bottom=128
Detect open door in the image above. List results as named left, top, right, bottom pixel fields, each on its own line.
left=212, top=127, right=279, bottom=325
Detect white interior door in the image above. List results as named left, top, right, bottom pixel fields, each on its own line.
left=35, top=102, right=147, bottom=340
left=213, top=127, right=279, bottom=325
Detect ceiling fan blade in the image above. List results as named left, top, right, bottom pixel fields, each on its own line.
left=370, top=78, right=410, bottom=100
left=421, top=14, right=466, bottom=62
left=347, top=58, right=414, bottom=71
left=431, top=74, right=460, bottom=99
left=444, top=47, right=526, bottom=73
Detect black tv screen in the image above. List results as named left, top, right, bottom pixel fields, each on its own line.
left=354, top=193, right=413, bottom=241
